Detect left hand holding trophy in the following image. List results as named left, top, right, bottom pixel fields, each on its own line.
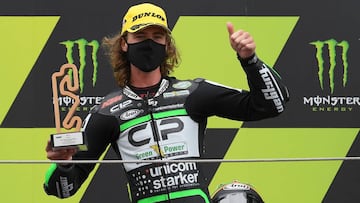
left=50, top=63, right=87, bottom=151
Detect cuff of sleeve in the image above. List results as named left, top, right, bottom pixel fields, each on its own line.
left=57, top=163, right=75, bottom=171
left=237, top=53, right=258, bottom=66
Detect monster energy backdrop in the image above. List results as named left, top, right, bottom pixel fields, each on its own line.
left=0, top=0, right=359, bottom=202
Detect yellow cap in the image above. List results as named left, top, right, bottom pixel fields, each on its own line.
left=121, top=3, right=170, bottom=35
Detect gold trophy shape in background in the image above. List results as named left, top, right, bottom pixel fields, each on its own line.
left=50, top=63, right=87, bottom=151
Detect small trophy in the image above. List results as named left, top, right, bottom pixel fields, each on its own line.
left=50, top=63, right=87, bottom=151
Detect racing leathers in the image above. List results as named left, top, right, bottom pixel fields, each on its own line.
left=44, top=54, right=289, bottom=203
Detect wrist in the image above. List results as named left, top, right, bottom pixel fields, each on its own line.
left=57, top=163, right=74, bottom=170
left=237, top=53, right=258, bottom=65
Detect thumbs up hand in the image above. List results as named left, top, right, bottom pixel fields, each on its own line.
left=227, top=22, right=256, bottom=59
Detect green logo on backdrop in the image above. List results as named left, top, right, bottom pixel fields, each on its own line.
left=310, top=39, right=349, bottom=94
left=60, top=38, right=99, bottom=93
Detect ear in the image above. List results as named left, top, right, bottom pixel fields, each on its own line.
left=120, top=37, right=128, bottom=52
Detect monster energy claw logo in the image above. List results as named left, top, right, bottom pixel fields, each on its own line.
left=310, top=39, right=349, bottom=94
left=60, top=38, right=99, bottom=93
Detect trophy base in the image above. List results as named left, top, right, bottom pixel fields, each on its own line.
left=50, top=131, right=88, bottom=151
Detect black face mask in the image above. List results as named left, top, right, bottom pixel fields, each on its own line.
left=126, top=39, right=166, bottom=72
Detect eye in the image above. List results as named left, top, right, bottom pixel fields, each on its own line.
left=154, top=35, right=163, bottom=39
left=152, top=33, right=166, bottom=43
left=135, top=35, right=145, bottom=39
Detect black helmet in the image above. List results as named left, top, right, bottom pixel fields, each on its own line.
left=211, top=180, right=264, bottom=203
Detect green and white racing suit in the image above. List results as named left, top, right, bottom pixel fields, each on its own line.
left=44, top=55, right=289, bottom=202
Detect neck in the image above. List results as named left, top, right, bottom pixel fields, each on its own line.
left=129, top=66, right=162, bottom=88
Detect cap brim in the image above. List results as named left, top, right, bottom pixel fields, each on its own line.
left=126, top=23, right=171, bottom=34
